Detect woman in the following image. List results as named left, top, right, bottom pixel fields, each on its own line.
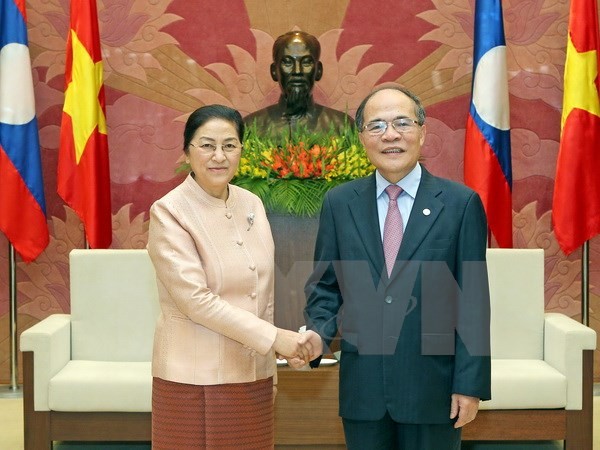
left=147, top=105, right=312, bottom=449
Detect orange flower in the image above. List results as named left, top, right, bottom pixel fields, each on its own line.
left=254, top=139, right=356, bottom=179
left=310, top=145, right=322, bottom=157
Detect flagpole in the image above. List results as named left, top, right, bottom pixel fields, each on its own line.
left=581, top=241, right=590, bottom=326
left=0, top=243, right=22, bottom=398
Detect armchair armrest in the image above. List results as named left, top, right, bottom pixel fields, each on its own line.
left=543, top=312, right=597, bottom=409
left=20, top=314, right=72, bottom=411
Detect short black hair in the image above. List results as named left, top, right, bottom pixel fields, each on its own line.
left=183, top=105, right=244, bottom=154
left=354, top=86, right=426, bottom=130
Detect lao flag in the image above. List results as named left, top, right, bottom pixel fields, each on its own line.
left=0, top=0, right=49, bottom=262
left=464, top=0, right=513, bottom=248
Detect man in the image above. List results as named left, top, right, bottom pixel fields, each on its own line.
left=302, top=87, right=491, bottom=449
left=244, top=30, right=352, bottom=136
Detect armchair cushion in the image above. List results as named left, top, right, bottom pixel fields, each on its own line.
left=479, top=359, right=566, bottom=410
left=48, top=361, right=152, bottom=412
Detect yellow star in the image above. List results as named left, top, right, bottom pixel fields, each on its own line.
left=562, top=35, right=600, bottom=129
left=62, top=29, right=107, bottom=164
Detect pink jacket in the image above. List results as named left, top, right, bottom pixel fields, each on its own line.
left=147, top=175, right=277, bottom=385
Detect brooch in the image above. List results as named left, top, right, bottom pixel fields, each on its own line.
left=247, top=212, right=255, bottom=231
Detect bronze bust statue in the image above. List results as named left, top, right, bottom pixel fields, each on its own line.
left=245, top=31, right=353, bottom=136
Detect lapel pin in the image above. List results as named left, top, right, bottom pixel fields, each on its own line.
left=423, top=208, right=431, bottom=216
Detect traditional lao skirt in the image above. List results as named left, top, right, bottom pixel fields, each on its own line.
left=152, top=376, right=274, bottom=449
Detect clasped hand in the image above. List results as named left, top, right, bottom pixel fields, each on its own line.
left=273, top=329, right=323, bottom=369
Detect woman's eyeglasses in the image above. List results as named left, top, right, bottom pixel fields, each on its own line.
left=189, top=142, right=242, bottom=155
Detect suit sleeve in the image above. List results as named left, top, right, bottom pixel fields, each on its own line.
left=452, top=191, right=492, bottom=400
left=304, top=193, right=344, bottom=356
left=147, top=199, right=277, bottom=356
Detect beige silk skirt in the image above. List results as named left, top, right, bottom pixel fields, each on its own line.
left=152, top=376, right=274, bottom=449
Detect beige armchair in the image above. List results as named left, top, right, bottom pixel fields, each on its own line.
left=20, top=249, right=159, bottom=449
left=463, top=249, right=597, bottom=449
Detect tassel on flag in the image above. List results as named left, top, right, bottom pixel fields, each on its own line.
left=58, top=0, right=112, bottom=248
left=0, top=0, right=49, bottom=262
left=464, top=0, right=513, bottom=248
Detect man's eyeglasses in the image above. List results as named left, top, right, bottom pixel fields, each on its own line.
left=362, top=118, right=421, bottom=136
left=189, top=142, right=242, bottom=155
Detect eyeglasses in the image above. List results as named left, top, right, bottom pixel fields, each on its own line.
left=189, top=141, right=242, bottom=155
left=362, top=118, right=421, bottom=136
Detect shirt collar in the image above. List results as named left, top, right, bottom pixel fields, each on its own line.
left=375, top=163, right=422, bottom=199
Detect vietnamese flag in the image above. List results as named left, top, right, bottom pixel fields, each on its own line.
left=57, top=0, right=111, bottom=248
left=552, top=0, right=600, bottom=255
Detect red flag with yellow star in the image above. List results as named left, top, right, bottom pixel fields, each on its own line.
left=57, top=0, right=111, bottom=248
left=552, top=0, right=600, bottom=255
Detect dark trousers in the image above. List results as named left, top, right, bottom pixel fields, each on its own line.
left=342, top=412, right=461, bottom=450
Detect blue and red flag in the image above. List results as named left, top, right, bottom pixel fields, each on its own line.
left=0, top=0, right=49, bottom=262
left=464, top=0, right=513, bottom=248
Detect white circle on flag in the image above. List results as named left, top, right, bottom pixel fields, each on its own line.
left=472, top=45, right=510, bottom=131
left=0, top=43, right=36, bottom=125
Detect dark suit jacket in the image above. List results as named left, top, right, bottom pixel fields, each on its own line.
left=304, top=167, right=491, bottom=424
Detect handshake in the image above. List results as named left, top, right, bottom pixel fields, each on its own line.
left=273, top=327, right=323, bottom=369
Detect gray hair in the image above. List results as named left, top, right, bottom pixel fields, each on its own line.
left=354, top=86, right=426, bottom=130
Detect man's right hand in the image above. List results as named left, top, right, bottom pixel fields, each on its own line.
left=273, top=328, right=310, bottom=364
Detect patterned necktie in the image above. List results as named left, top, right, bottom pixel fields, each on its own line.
left=383, top=185, right=403, bottom=277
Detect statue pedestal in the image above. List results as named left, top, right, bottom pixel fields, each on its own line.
left=269, top=213, right=319, bottom=332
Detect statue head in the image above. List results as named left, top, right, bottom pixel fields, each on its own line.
left=270, top=31, right=324, bottom=115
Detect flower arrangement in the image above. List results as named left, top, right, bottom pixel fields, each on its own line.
left=233, top=121, right=374, bottom=216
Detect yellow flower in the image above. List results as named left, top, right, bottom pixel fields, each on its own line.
left=253, top=167, right=268, bottom=178
left=261, top=149, right=273, bottom=162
